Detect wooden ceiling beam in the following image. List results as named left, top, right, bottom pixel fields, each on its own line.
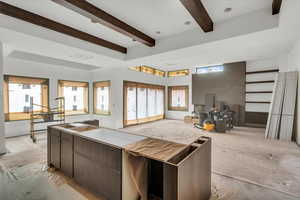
left=179, top=0, right=213, bottom=32
left=52, top=0, right=155, bottom=47
left=272, top=0, right=282, bottom=15
left=0, top=1, right=127, bottom=54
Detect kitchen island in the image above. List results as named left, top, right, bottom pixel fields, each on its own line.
left=47, top=122, right=211, bottom=200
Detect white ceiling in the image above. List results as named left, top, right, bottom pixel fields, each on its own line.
left=2, top=0, right=136, bottom=47
left=0, top=0, right=274, bottom=47
left=8, top=50, right=101, bottom=71
left=86, top=0, right=198, bottom=40
left=202, top=0, right=273, bottom=23
left=0, top=0, right=299, bottom=72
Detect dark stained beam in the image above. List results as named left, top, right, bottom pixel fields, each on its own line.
left=179, top=0, right=213, bottom=32
left=0, top=1, right=127, bottom=53
left=272, top=0, right=282, bottom=15
left=52, top=0, right=155, bottom=47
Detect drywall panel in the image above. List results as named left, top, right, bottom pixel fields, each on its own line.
left=287, top=39, right=300, bottom=145
left=246, top=73, right=277, bottom=82
left=279, top=115, right=294, bottom=141
left=265, top=73, right=285, bottom=139
left=4, top=57, right=93, bottom=137
left=270, top=73, right=286, bottom=115
left=298, top=71, right=300, bottom=145
left=281, top=72, right=298, bottom=115
left=246, top=83, right=275, bottom=92
left=0, top=43, right=6, bottom=154
left=245, top=103, right=270, bottom=113
left=267, top=115, right=281, bottom=139
left=246, top=93, right=273, bottom=102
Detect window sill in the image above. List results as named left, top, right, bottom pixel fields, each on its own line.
left=93, top=113, right=111, bottom=116
left=65, top=113, right=90, bottom=116
left=168, top=109, right=189, bottom=112
left=5, top=119, right=31, bottom=122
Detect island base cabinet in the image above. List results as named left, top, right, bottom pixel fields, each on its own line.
left=73, top=136, right=122, bottom=200
left=49, top=127, right=61, bottom=169
left=60, top=133, right=74, bottom=177
left=164, top=138, right=212, bottom=200
left=47, top=126, right=211, bottom=200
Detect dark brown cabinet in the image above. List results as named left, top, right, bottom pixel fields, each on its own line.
left=61, top=133, right=74, bottom=177
left=49, top=127, right=61, bottom=169
left=73, top=136, right=122, bottom=200
left=47, top=125, right=211, bottom=200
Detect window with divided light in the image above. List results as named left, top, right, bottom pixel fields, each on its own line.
left=93, top=81, right=111, bottom=115
left=58, top=80, right=89, bottom=115
left=124, top=81, right=165, bottom=126
left=167, top=69, right=189, bottom=77
left=130, top=66, right=165, bottom=77
left=168, top=86, right=189, bottom=111
left=3, top=75, right=49, bottom=121
left=196, top=65, right=224, bottom=74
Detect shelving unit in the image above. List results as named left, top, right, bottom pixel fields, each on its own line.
left=245, top=69, right=279, bottom=74
left=245, top=68, right=279, bottom=127
left=30, top=97, right=65, bottom=143
left=245, top=80, right=275, bottom=84
left=245, top=101, right=271, bottom=104
left=246, top=91, right=273, bottom=94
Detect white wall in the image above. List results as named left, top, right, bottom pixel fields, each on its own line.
left=91, top=68, right=165, bottom=129
left=0, top=43, right=6, bottom=153
left=166, top=73, right=192, bottom=120
left=246, top=54, right=291, bottom=72
left=4, top=57, right=93, bottom=137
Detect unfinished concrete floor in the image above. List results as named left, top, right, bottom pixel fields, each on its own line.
left=123, top=120, right=300, bottom=200
left=0, top=119, right=300, bottom=200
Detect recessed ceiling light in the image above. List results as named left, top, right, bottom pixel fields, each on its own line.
left=184, top=21, right=191, bottom=25
left=156, top=31, right=161, bottom=35
left=224, top=8, right=232, bottom=13
left=132, top=39, right=136, bottom=42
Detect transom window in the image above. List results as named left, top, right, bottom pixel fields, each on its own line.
left=196, top=65, right=224, bottom=74
left=129, top=66, right=165, bottom=77
left=168, top=86, right=189, bottom=111
left=3, top=75, right=49, bottom=121
left=167, top=69, right=189, bottom=77
left=93, top=81, right=111, bottom=115
left=58, top=80, right=89, bottom=115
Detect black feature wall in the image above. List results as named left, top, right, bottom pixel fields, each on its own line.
left=192, top=62, right=246, bottom=125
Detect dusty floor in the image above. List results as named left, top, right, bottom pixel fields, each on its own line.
left=0, top=134, right=101, bottom=200
left=0, top=119, right=300, bottom=200
left=123, top=120, right=300, bottom=200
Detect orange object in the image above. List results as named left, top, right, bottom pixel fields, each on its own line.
left=204, top=123, right=215, bottom=131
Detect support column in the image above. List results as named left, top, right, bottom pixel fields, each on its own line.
left=0, top=43, right=6, bottom=154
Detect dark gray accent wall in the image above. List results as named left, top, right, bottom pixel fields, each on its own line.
left=192, top=62, right=246, bottom=124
